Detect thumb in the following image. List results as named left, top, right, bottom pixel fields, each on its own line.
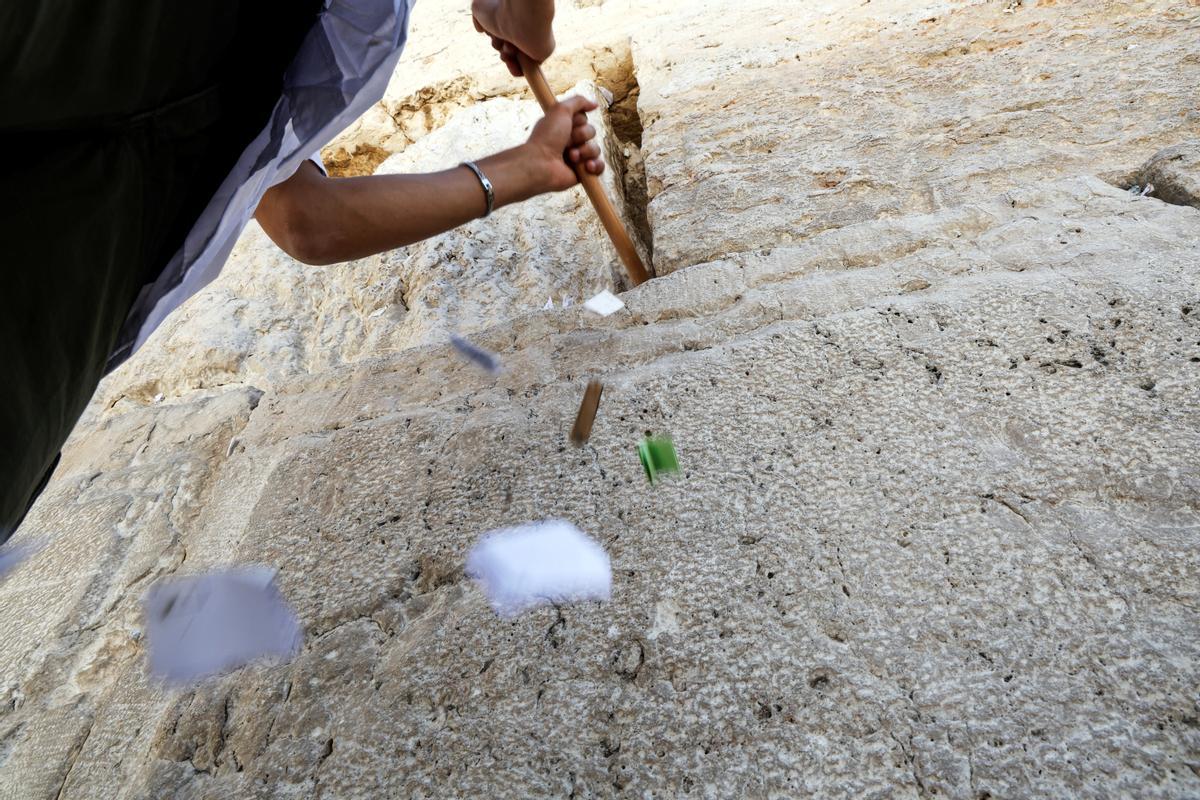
left=555, top=95, right=599, bottom=116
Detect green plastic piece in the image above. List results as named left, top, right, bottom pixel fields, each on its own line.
left=638, top=435, right=680, bottom=484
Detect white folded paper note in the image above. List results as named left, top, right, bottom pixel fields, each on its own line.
left=583, top=290, right=625, bottom=317
left=143, top=568, right=303, bottom=685
left=466, top=520, right=612, bottom=617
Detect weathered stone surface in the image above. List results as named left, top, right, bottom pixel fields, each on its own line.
left=1136, top=141, right=1200, bottom=209
left=633, top=0, right=1200, bottom=273
left=3, top=2, right=1200, bottom=799
left=321, top=0, right=648, bottom=176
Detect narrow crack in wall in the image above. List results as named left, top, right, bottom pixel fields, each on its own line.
left=604, top=61, right=654, bottom=272
left=1131, top=141, right=1200, bottom=210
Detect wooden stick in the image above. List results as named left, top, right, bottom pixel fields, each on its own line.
left=570, top=380, right=604, bottom=446
left=518, top=54, right=650, bottom=287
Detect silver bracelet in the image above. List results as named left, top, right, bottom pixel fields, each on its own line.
left=461, top=160, right=494, bottom=218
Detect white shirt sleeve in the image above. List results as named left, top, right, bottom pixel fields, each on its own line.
left=115, top=0, right=414, bottom=367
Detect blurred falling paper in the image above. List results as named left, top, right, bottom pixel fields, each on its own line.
left=638, top=434, right=681, bottom=484
left=0, top=550, right=20, bottom=581
left=143, top=567, right=303, bottom=685
left=466, top=520, right=611, bottom=617
left=583, top=290, right=625, bottom=317
left=449, top=333, right=502, bottom=375
left=0, top=540, right=42, bottom=583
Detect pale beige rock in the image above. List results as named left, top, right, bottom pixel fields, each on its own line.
left=1135, top=141, right=1200, bottom=209
left=633, top=0, right=1200, bottom=273
left=321, top=0, right=653, bottom=174
left=3, top=2, right=1200, bottom=799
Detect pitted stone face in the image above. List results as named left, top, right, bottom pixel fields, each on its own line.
left=2, top=1, right=1200, bottom=798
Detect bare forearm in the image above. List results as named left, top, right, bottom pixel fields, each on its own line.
left=256, top=96, right=602, bottom=265
left=258, top=146, right=546, bottom=266
left=311, top=147, right=545, bottom=262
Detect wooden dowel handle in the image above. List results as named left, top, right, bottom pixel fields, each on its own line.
left=570, top=380, right=604, bottom=446
left=518, top=54, right=650, bottom=287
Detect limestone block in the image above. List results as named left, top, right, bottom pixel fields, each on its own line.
left=3, top=1, right=1200, bottom=798
left=1136, top=141, right=1200, bottom=209
left=632, top=0, right=1200, bottom=273
left=321, top=0, right=664, bottom=171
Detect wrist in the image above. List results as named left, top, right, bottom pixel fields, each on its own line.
left=476, top=145, right=548, bottom=209
left=515, top=143, right=556, bottom=196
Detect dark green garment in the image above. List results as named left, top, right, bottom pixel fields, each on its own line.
left=0, top=1, right=320, bottom=542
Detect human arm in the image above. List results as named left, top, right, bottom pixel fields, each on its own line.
left=471, top=0, right=554, bottom=76
left=254, top=95, right=603, bottom=266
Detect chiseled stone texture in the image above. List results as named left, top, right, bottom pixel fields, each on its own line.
left=633, top=0, right=1200, bottom=273
left=2, top=2, right=1200, bottom=799
left=1135, top=141, right=1200, bottom=209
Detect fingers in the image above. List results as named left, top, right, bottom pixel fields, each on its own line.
left=556, top=95, right=599, bottom=117
left=567, top=152, right=605, bottom=175
left=563, top=96, right=601, bottom=168
left=498, top=41, right=523, bottom=76
left=567, top=141, right=601, bottom=164
left=486, top=37, right=525, bottom=76
left=570, top=123, right=596, bottom=146
left=568, top=154, right=605, bottom=175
